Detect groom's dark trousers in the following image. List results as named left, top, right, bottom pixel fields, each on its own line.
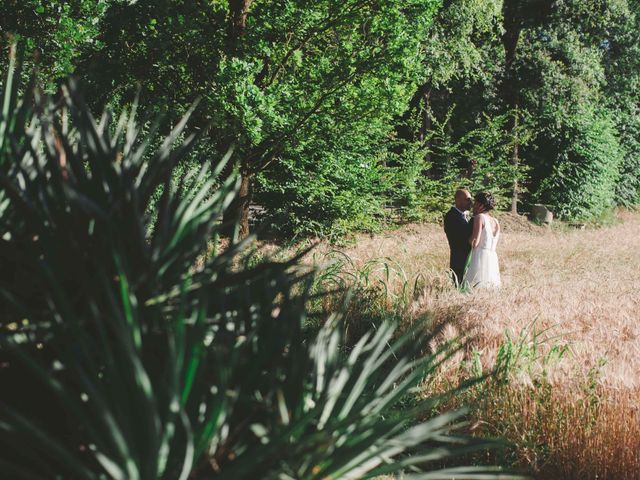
left=444, top=207, right=472, bottom=285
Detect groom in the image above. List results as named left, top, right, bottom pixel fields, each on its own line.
left=444, top=189, right=473, bottom=285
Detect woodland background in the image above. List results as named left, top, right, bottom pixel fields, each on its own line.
left=2, top=0, right=639, bottom=239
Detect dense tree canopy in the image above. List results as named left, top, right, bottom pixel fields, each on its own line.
left=2, top=0, right=639, bottom=236
left=74, top=0, right=441, bottom=236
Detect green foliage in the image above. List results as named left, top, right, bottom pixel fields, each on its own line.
left=4, top=0, right=640, bottom=235
left=422, top=0, right=503, bottom=88
left=415, top=0, right=640, bottom=221
left=615, top=110, right=640, bottom=207
left=255, top=124, right=390, bottom=238
left=514, top=0, right=637, bottom=217
left=602, top=1, right=640, bottom=207
left=383, top=129, right=434, bottom=223
left=492, top=322, right=569, bottom=386
left=0, top=0, right=110, bottom=87
left=73, top=0, right=441, bottom=236
left=458, top=113, right=530, bottom=208
left=0, top=62, right=513, bottom=479
left=535, top=104, right=623, bottom=220
left=410, top=109, right=529, bottom=216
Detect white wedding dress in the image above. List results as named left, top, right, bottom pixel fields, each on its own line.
left=464, top=214, right=501, bottom=289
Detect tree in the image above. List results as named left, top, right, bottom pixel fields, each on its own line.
left=0, top=0, right=109, bottom=87
left=75, top=0, right=440, bottom=237
left=515, top=0, right=633, bottom=217
left=499, top=0, right=551, bottom=213
left=4, top=0, right=638, bottom=233
left=411, top=0, right=502, bottom=142
left=600, top=0, right=640, bottom=206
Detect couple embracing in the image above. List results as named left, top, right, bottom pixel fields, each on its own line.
left=444, top=189, right=501, bottom=289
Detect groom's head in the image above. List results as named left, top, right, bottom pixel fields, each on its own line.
left=454, top=189, right=472, bottom=211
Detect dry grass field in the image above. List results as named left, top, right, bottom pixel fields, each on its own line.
left=309, top=210, right=640, bottom=479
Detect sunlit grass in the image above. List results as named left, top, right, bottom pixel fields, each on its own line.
left=304, top=210, right=640, bottom=478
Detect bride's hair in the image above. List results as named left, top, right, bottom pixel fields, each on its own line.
left=475, top=191, right=496, bottom=211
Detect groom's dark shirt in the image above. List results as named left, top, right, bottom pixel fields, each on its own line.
left=444, top=207, right=473, bottom=284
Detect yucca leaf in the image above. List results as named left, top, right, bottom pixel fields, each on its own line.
left=0, top=64, right=515, bottom=480
left=0, top=458, right=44, bottom=480
left=0, top=43, right=23, bottom=155
left=0, top=404, right=97, bottom=480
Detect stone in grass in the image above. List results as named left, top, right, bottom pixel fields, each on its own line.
left=530, top=204, right=553, bottom=225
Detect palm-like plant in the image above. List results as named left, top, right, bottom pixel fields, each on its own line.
left=0, top=48, right=520, bottom=480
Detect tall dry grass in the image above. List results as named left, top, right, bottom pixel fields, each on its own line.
left=310, top=210, right=640, bottom=479
left=333, top=211, right=640, bottom=389
left=472, top=385, right=640, bottom=479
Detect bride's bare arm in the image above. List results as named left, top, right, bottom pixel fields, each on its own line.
left=470, top=213, right=483, bottom=248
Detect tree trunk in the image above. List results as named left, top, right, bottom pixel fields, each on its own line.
left=227, top=0, right=253, bottom=50
left=417, top=88, right=431, bottom=143
left=509, top=113, right=519, bottom=214
left=236, top=168, right=252, bottom=239
left=222, top=0, right=253, bottom=238
left=223, top=164, right=252, bottom=239
left=501, top=1, right=522, bottom=214
left=420, top=89, right=432, bottom=165
left=408, top=84, right=432, bottom=165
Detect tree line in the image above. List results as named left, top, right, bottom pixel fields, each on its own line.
left=2, top=0, right=639, bottom=237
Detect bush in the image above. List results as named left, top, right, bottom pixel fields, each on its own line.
left=256, top=135, right=388, bottom=239
left=615, top=109, right=640, bottom=207
left=392, top=109, right=528, bottom=220
left=383, top=119, right=443, bottom=223
left=535, top=104, right=622, bottom=219
left=0, top=55, right=511, bottom=478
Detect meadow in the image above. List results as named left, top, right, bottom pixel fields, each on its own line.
left=308, top=210, right=640, bottom=479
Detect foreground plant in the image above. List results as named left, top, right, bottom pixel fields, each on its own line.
left=0, top=52, right=517, bottom=479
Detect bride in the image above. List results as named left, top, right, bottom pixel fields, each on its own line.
left=464, top=191, right=501, bottom=289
